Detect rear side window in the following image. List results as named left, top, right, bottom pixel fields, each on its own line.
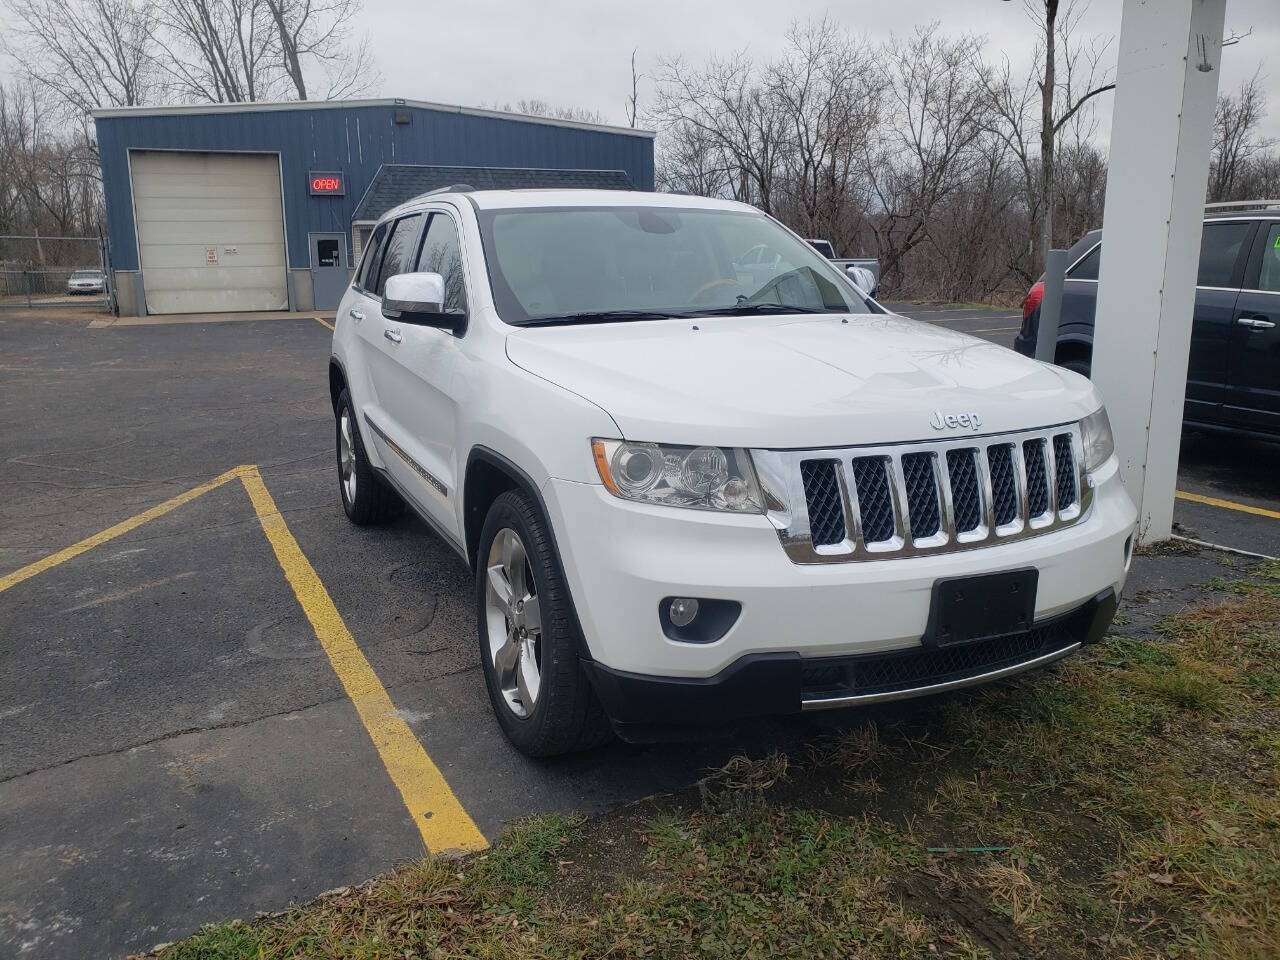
left=372, top=214, right=423, bottom=296
left=356, top=222, right=388, bottom=291
left=1068, top=245, right=1101, bottom=280
left=1256, top=223, right=1280, bottom=292
left=1197, top=221, right=1252, bottom=288
left=415, top=213, right=467, bottom=313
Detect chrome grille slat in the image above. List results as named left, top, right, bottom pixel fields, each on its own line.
left=757, top=423, right=1092, bottom=564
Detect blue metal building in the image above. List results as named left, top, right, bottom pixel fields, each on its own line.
left=92, top=99, right=655, bottom=315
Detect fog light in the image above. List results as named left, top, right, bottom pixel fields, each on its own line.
left=669, top=597, right=699, bottom=627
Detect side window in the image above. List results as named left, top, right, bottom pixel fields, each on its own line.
left=356, top=222, right=388, bottom=291
left=415, top=213, right=467, bottom=313
left=1255, top=224, right=1280, bottom=293
left=373, top=214, right=423, bottom=297
left=1197, top=221, right=1252, bottom=288
left=1068, top=244, right=1101, bottom=280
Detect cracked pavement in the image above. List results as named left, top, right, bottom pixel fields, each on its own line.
left=2, top=307, right=1278, bottom=958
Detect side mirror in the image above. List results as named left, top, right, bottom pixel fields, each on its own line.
left=382, top=272, right=464, bottom=332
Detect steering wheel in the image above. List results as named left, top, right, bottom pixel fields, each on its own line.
left=689, top=277, right=738, bottom=303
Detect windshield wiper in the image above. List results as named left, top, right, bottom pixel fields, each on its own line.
left=681, top=304, right=835, bottom=317
left=514, top=310, right=681, bottom=327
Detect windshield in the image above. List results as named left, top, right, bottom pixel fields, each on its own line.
left=71, top=271, right=101, bottom=279
left=476, top=205, right=873, bottom=325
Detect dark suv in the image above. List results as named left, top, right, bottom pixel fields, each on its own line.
left=1015, top=207, right=1280, bottom=439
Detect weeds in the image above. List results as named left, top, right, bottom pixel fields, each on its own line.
left=143, top=565, right=1280, bottom=960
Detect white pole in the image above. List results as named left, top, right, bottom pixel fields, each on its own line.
left=1090, top=0, right=1226, bottom=544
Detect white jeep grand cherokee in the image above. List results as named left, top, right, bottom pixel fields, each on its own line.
left=328, top=188, right=1137, bottom=757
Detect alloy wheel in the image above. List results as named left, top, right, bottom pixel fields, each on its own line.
left=338, top=408, right=357, bottom=503
left=484, top=527, right=542, bottom=718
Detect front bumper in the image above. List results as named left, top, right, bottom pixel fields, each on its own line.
left=543, top=456, right=1135, bottom=685
left=584, top=587, right=1116, bottom=725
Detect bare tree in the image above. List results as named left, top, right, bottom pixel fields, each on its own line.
left=1019, top=0, right=1115, bottom=261
left=652, top=50, right=789, bottom=212
left=865, top=25, right=991, bottom=289
left=263, top=0, right=377, bottom=100
left=1, top=0, right=157, bottom=117
left=1208, top=71, right=1273, bottom=202
left=767, top=17, right=880, bottom=252
left=625, top=48, right=641, bottom=128
left=486, top=100, right=607, bottom=124
left=656, top=117, right=734, bottom=197
left=153, top=0, right=282, bottom=103
left=0, top=80, right=103, bottom=246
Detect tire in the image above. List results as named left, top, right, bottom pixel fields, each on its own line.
left=1061, top=357, right=1091, bottom=379
left=476, top=489, right=611, bottom=757
left=335, top=388, right=401, bottom=525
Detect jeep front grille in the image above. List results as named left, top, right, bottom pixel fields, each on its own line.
left=752, top=424, right=1089, bottom=564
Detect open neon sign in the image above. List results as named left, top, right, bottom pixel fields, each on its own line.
left=309, top=171, right=345, bottom=196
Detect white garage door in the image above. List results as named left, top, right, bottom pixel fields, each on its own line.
left=131, top=151, right=288, bottom=314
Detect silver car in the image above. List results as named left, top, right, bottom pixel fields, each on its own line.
left=67, top=269, right=105, bottom=295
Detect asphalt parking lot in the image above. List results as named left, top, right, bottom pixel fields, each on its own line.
left=3, top=303, right=1278, bottom=958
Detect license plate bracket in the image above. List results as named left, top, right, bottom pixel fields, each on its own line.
left=924, top=569, right=1039, bottom=647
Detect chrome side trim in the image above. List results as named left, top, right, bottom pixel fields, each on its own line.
left=364, top=414, right=449, bottom=499
left=754, top=423, right=1091, bottom=564
left=800, top=641, right=1082, bottom=710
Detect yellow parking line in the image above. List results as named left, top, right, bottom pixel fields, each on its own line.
left=1176, top=490, right=1280, bottom=521
left=3, top=462, right=486, bottom=854
left=0, top=466, right=244, bottom=594
left=238, top=465, right=487, bottom=854
left=313, top=315, right=335, bottom=331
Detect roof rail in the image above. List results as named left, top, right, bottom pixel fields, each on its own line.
left=1204, top=199, right=1280, bottom=211
left=422, top=183, right=477, bottom=197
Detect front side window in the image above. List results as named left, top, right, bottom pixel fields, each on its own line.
left=477, top=205, right=871, bottom=325
left=415, top=213, right=467, bottom=313
left=1256, top=224, right=1280, bottom=293
left=356, top=222, right=388, bottom=291
left=1198, top=221, right=1252, bottom=288
left=373, top=214, right=423, bottom=296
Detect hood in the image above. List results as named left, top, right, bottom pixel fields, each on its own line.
left=505, top=312, right=1099, bottom=449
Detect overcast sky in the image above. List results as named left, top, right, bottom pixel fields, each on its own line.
left=1, top=1, right=1275, bottom=140
left=357, top=0, right=1278, bottom=140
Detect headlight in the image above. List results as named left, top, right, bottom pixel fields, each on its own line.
left=1080, top=406, right=1114, bottom=473
left=591, top=439, right=764, bottom=513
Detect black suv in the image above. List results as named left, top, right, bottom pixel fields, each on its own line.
left=1015, top=207, right=1280, bottom=439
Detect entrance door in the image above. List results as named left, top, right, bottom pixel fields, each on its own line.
left=309, top=233, right=348, bottom=310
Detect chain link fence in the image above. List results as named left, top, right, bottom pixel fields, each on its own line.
left=1, top=235, right=112, bottom=310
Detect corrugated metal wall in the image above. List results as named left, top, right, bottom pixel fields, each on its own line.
left=95, top=103, right=656, bottom=273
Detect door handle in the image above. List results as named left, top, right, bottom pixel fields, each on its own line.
left=383, top=327, right=402, bottom=344
left=1237, top=315, right=1276, bottom=330
left=349, top=309, right=364, bottom=322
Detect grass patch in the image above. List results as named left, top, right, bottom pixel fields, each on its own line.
left=139, top=567, right=1280, bottom=960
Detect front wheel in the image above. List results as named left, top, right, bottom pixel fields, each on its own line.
left=475, top=489, right=610, bottom=757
